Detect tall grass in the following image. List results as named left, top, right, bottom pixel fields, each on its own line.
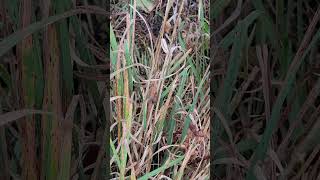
left=0, top=1, right=108, bottom=180
left=110, top=0, right=209, bottom=178
left=213, top=0, right=320, bottom=179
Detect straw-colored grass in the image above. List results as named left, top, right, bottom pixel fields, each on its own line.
left=110, top=0, right=210, bottom=178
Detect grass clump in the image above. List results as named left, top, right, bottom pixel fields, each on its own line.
left=110, top=0, right=210, bottom=178
left=213, top=0, right=320, bottom=179
left=0, top=1, right=109, bottom=179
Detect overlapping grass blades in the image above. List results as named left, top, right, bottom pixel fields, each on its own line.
left=0, top=1, right=109, bottom=180
left=214, top=1, right=320, bottom=179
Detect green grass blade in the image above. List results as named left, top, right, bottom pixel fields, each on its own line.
left=137, top=156, right=184, bottom=180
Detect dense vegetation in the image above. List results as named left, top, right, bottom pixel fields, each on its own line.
left=1, top=0, right=209, bottom=179
left=213, top=0, right=320, bottom=179
left=110, top=0, right=209, bottom=178
left=4, top=0, right=320, bottom=179
left=0, top=0, right=108, bottom=179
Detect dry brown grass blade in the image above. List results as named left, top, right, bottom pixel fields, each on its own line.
left=40, top=1, right=51, bottom=179
left=41, top=23, right=63, bottom=180
left=230, top=66, right=259, bottom=114
left=153, top=0, right=173, bottom=71
left=124, top=14, right=133, bottom=129
left=285, top=115, right=320, bottom=175
left=277, top=78, right=320, bottom=155
left=90, top=126, right=107, bottom=180
left=213, top=0, right=243, bottom=35
left=170, top=0, right=186, bottom=43
left=130, top=0, right=137, bottom=57
left=297, top=115, right=320, bottom=155
left=0, top=5, right=109, bottom=59
left=158, top=75, right=179, bottom=122
left=59, top=95, right=80, bottom=179
left=285, top=6, right=320, bottom=79
left=175, top=142, right=199, bottom=179
left=70, top=47, right=108, bottom=70
left=267, top=149, right=284, bottom=175
left=212, top=105, right=233, bottom=145
left=114, top=14, right=129, bottom=144
left=256, top=45, right=276, bottom=179
left=256, top=45, right=271, bottom=120
left=292, top=144, right=320, bottom=180
left=0, top=109, right=50, bottom=126
left=18, top=0, right=39, bottom=179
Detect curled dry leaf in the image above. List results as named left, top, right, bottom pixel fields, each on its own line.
left=164, top=21, right=172, bottom=34
left=161, top=38, right=169, bottom=54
